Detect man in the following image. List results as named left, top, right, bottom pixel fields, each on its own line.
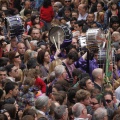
left=4, top=82, right=19, bottom=99
left=79, top=76, right=94, bottom=92
left=29, top=27, right=41, bottom=41
left=78, top=4, right=88, bottom=21
left=54, top=65, right=67, bottom=82
left=92, top=68, right=104, bottom=92
left=72, top=103, right=91, bottom=120
left=17, top=42, right=26, bottom=62
left=35, top=95, right=51, bottom=118
left=5, top=64, right=19, bottom=82
left=54, top=105, right=68, bottom=120
left=93, top=107, right=108, bottom=120
left=62, top=51, right=78, bottom=81
left=75, top=89, right=91, bottom=107
left=71, top=37, right=78, bottom=49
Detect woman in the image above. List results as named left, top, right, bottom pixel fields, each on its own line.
left=37, top=50, right=50, bottom=80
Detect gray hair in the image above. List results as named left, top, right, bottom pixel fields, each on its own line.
left=54, top=2, right=63, bottom=8
left=35, top=95, right=49, bottom=110
left=93, top=107, right=107, bottom=120
left=54, top=65, right=65, bottom=78
left=92, top=68, right=103, bottom=80
left=54, top=105, right=67, bottom=119
left=72, top=103, right=85, bottom=117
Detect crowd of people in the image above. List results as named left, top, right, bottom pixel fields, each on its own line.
left=0, top=0, right=120, bottom=120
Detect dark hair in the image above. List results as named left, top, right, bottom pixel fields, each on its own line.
left=37, top=50, right=47, bottom=65
left=2, top=104, right=16, bottom=119
left=67, top=51, right=78, bottom=61
left=0, top=113, right=8, bottom=120
left=53, top=83, right=65, bottom=91
left=70, top=17, right=77, bottom=22
left=31, top=15, right=39, bottom=25
left=5, top=64, right=14, bottom=76
left=21, top=115, right=34, bottom=120
left=27, top=58, right=37, bottom=69
left=24, top=9, right=32, bottom=16
left=0, top=89, right=3, bottom=99
left=28, top=27, right=40, bottom=35
left=4, top=82, right=18, bottom=94
left=110, top=16, right=120, bottom=27
left=97, top=2, right=104, bottom=8
left=38, top=117, right=48, bottom=120
left=22, top=108, right=37, bottom=118
left=0, top=58, right=9, bottom=67
left=4, top=97, right=16, bottom=104
left=103, top=91, right=113, bottom=100
left=64, top=6, right=71, bottom=12
left=72, top=69, right=82, bottom=82
left=43, top=0, right=51, bottom=8
left=79, top=76, right=91, bottom=89
left=115, top=54, right=120, bottom=62
left=8, top=51, right=17, bottom=63
left=75, top=20, right=87, bottom=27
left=67, top=87, right=77, bottom=104
left=0, top=67, right=6, bottom=72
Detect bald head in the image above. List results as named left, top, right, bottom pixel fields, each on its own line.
left=92, top=68, right=103, bottom=81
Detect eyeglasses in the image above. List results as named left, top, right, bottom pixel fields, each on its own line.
left=105, top=99, right=112, bottom=103
left=65, top=1, right=71, bottom=2
left=14, top=55, right=20, bottom=58
left=91, top=102, right=99, bottom=105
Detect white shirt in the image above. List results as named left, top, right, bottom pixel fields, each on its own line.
left=74, top=117, right=88, bottom=120
left=78, top=13, right=88, bottom=21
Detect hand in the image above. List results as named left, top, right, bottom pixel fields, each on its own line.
left=0, top=36, right=5, bottom=40
left=22, top=34, right=31, bottom=40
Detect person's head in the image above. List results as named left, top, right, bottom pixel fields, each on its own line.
left=87, top=13, right=95, bottom=23
left=103, top=91, right=114, bottom=109
left=93, top=107, right=108, bottom=120
left=37, top=50, right=50, bottom=65
left=111, top=2, right=118, bottom=10
left=17, top=42, right=26, bottom=55
left=110, top=16, right=119, bottom=31
left=35, top=95, right=51, bottom=113
left=21, top=115, right=34, bottom=120
left=0, top=67, right=7, bottom=81
left=0, top=57, right=10, bottom=67
left=22, top=108, right=37, bottom=119
left=71, top=37, right=78, bottom=48
left=75, top=89, right=91, bottom=106
left=2, top=104, right=16, bottom=119
left=71, top=11, right=78, bottom=19
left=70, top=17, right=77, bottom=28
left=79, top=76, right=94, bottom=91
left=92, top=68, right=104, bottom=82
left=54, top=105, right=68, bottom=120
left=27, top=58, right=38, bottom=69
left=72, top=103, right=87, bottom=118
left=0, top=113, right=8, bottom=120
left=78, top=4, right=88, bottom=15
left=64, top=0, right=71, bottom=7
left=8, top=51, right=21, bottom=64
left=49, top=59, right=62, bottom=74
left=5, top=64, right=19, bottom=78
left=30, top=27, right=41, bottom=40
left=53, top=2, right=62, bottom=12
left=31, top=15, right=40, bottom=25
left=24, top=0, right=31, bottom=9
left=90, top=96, right=101, bottom=111
left=115, top=54, right=120, bottom=68
left=66, top=51, right=78, bottom=65
left=43, top=0, right=51, bottom=8
left=54, top=65, right=67, bottom=80
left=24, top=9, right=31, bottom=18
left=64, top=6, right=71, bottom=18
left=0, top=109, right=10, bottom=120
left=112, top=31, right=120, bottom=42
left=10, top=37, right=17, bottom=48
left=97, top=2, right=104, bottom=12
left=4, top=82, right=18, bottom=97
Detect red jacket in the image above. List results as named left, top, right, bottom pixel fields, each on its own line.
left=35, top=77, right=46, bottom=93
left=40, top=6, right=54, bottom=22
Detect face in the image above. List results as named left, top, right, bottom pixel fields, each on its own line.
left=62, top=70, right=67, bottom=80
left=0, top=71, right=7, bottom=81
left=64, top=10, right=71, bottom=17
left=97, top=3, right=103, bottom=12
left=74, top=24, right=81, bottom=31
left=17, top=43, right=26, bottom=55
left=112, top=23, right=119, bottom=31
left=14, top=52, right=21, bottom=63
left=72, top=12, right=78, bottom=19
left=53, top=4, right=59, bottom=11
left=44, top=52, right=50, bottom=63
left=64, top=0, right=71, bottom=7
left=71, top=38, right=78, bottom=47
left=104, top=94, right=113, bottom=108
left=83, top=96, right=91, bottom=106
left=78, top=5, right=85, bottom=14
left=111, top=4, right=117, bottom=10
left=90, top=98, right=100, bottom=111
left=63, top=108, right=68, bottom=120
left=10, top=66, right=19, bottom=78
left=11, top=38, right=17, bottom=48
left=87, top=14, right=95, bottom=23
left=34, top=17, right=40, bottom=24
left=12, top=85, right=19, bottom=97
left=4, top=112, right=10, bottom=120
left=86, top=79, right=94, bottom=91
left=70, top=20, right=77, bottom=28
left=94, top=53, right=98, bottom=61
left=67, top=58, right=74, bottom=65
left=31, top=29, right=41, bottom=40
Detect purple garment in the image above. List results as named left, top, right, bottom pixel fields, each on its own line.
left=113, top=69, right=120, bottom=79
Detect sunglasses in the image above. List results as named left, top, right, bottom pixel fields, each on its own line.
left=105, top=100, right=112, bottom=103
left=91, top=102, right=98, bottom=105
left=14, top=55, right=20, bottom=58
left=65, top=1, right=71, bottom=2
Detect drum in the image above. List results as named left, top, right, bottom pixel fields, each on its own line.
left=5, top=15, right=24, bottom=37
left=86, top=28, right=105, bottom=48
left=49, top=25, right=72, bottom=45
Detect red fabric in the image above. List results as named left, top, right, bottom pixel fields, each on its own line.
left=40, top=6, right=54, bottom=22
left=35, top=77, right=46, bottom=93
